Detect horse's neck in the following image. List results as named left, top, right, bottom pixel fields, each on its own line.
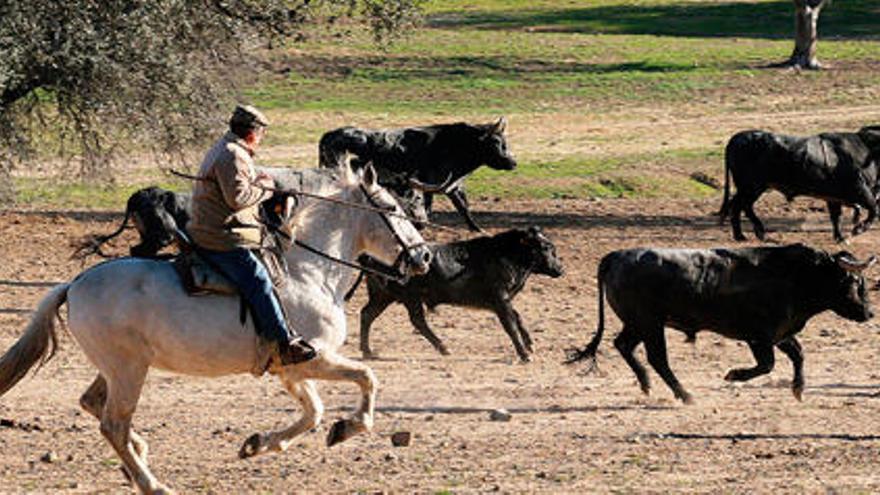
left=284, top=205, right=359, bottom=302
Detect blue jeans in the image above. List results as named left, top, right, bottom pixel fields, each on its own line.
left=199, top=248, right=293, bottom=345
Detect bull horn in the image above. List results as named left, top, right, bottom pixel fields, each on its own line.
left=408, top=172, right=454, bottom=193
left=837, top=254, right=878, bottom=273
left=491, top=116, right=507, bottom=134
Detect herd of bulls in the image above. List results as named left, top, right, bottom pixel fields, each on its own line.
left=78, top=119, right=880, bottom=403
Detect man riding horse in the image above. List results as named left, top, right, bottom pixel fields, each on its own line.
left=188, top=104, right=316, bottom=365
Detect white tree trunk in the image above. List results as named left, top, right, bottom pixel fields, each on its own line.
left=788, top=0, right=828, bottom=69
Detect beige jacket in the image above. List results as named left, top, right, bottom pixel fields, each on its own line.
left=188, top=132, right=272, bottom=251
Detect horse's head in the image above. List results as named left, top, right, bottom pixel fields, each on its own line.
left=345, top=163, right=432, bottom=277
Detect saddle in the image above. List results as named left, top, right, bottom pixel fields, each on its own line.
left=170, top=228, right=288, bottom=376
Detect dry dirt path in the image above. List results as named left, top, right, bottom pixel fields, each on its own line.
left=1, top=196, right=880, bottom=493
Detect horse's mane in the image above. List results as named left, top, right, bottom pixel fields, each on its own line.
left=293, top=161, right=361, bottom=235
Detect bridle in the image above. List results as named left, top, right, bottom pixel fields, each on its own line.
left=278, top=183, right=427, bottom=284
left=357, top=183, right=428, bottom=277
left=168, top=168, right=431, bottom=282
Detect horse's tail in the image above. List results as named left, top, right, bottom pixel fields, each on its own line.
left=0, top=283, right=69, bottom=397
left=564, top=257, right=609, bottom=371
left=71, top=207, right=132, bottom=260
left=717, top=138, right=735, bottom=221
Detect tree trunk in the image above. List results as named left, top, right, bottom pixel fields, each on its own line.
left=787, top=0, right=828, bottom=69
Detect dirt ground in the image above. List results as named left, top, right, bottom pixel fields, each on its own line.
left=2, top=195, right=880, bottom=494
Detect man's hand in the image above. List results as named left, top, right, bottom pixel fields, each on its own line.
left=254, top=172, right=274, bottom=189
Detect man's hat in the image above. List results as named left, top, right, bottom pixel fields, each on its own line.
left=229, top=104, right=269, bottom=128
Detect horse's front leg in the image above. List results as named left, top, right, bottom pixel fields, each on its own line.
left=297, top=350, right=378, bottom=447
left=239, top=379, right=324, bottom=459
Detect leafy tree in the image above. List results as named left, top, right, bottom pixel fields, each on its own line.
left=0, top=0, right=422, bottom=199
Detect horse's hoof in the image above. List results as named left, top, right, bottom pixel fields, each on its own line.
left=326, top=420, right=350, bottom=447
left=239, top=433, right=262, bottom=459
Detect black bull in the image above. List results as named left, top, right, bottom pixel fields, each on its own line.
left=567, top=244, right=875, bottom=403
left=719, top=126, right=880, bottom=242
left=318, top=118, right=517, bottom=232
left=356, top=227, right=564, bottom=362
left=73, top=186, right=191, bottom=259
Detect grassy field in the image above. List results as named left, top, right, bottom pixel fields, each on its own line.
left=14, top=0, right=880, bottom=207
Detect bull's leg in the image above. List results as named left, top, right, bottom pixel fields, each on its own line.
left=494, top=300, right=530, bottom=362
left=827, top=200, right=846, bottom=243
left=239, top=379, right=324, bottom=458
left=424, top=193, right=434, bottom=217
left=403, top=301, right=450, bottom=356
left=742, top=197, right=766, bottom=241
left=852, top=188, right=878, bottom=236
left=852, top=205, right=862, bottom=228
left=724, top=340, right=775, bottom=382
left=642, top=325, right=692, bottom=403
left=447, top=187, right=483, bottom=232
left=512, top=309, right=533, bottom=353
left=358, top=287, right=395, bottom=359
left=99, top=364, right=171, bottom=494
left=776, top=337, right=805, bottom=401
left=729, top=194, right=748, bottom=241
left=613, top=326, right=650, bottom=395
left=80, top=374, right=150, bottom=465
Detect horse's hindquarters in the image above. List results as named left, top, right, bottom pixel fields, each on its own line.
left=66, top=259, right=260, bottom=377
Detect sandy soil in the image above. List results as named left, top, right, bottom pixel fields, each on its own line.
left=1, top=194, right=880, bottom=494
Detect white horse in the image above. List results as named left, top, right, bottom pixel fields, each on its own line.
left=0, top=164, right=431, bottom=494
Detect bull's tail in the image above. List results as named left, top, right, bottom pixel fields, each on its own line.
left=717, top=140, right=733, bottom=221
left=0, top=283, right=69, bottom=397
left=71, top=207, right=132, bottom=260
left=565, top=258, right=609, bottom=371
left=344, top=271, right=366, bottom=302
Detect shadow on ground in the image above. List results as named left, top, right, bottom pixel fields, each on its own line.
left=428, top=1, right=880, bottom=40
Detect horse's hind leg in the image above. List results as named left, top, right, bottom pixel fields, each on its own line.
left=80, top=374, right=150, bottom=464
left=100, top=364, right=171, bottom=494
left=296, top=351, right=377, bottom=447
left=239, top=379, right=324, bottom=459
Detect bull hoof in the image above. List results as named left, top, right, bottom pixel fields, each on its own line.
left=792, top=384, right=804, bottom=402
left=678, top=391, right=694, bottom=405
left=361, top=350, right=378, bottom=361
left=327, top=420, right=352, bottom=447
left=733, top=234, right=747, bottom=242
left=438, top=347, right=451, bottom=356
left=518, top=354, right=532, bottom=363
left=723, top=369, right=742, bottom=382
left=239, top=433, right=263, bottom=459
left=639, top=383, right=651, bottom=396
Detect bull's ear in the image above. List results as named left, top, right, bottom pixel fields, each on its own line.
left=490, top=116, right=507, bottom=135
left=363, top=162, right=378, bottom=188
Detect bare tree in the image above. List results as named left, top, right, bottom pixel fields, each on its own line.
left=785, top=0, right=831, bottom=69
left=0, top=0, right=422, bottom=201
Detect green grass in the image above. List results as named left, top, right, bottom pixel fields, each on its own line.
left=14, top=0, right=880, bottom=207
left=467, top=149, right=721, bottom=199
left=13, top=178, right=187, bottom=209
